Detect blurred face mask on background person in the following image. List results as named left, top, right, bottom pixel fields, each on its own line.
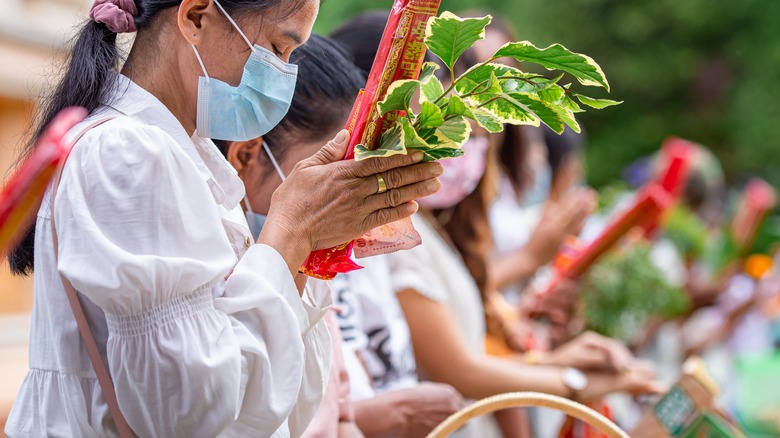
left=418, top=136, right=489, bottom=209
left=523, top=163, right=552, bottom=207
left=192, top=0, right=298, bottom=141
left=244, top=141, right=287, bottom=240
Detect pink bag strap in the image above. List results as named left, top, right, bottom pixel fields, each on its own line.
left=50, top=116, right=135, bottom=438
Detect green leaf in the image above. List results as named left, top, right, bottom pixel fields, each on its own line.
left=416, top=101, right=445, bottom=128
left=355, top=122, right=407, bottom=160
left=477, top=93, right=539, bottom=126
left=510, top=92, right=565, bottom=133
left=493, top=41, right=610, bottom=91
left=444, top=94, right=475, bottom=119
left=425, top=12, right=492, bottom=72
left=420, top=74, right=445, bottom=104
left=432, top=116, right=472, bottom=148
left=421, top=147, right=464, bottom=161
left=455, top=63, right=526, bottom=97
left=575, top=95, right=623, bottom=109
left=418, top=62, right=440, bottom=84
left=472, top=108, right=504, bottom=133
left=515, top=73, right=565, bottom=93
left=537, top=87, right=582, bottom=133
left=400, top=117, right=433, bottom=150
left=377, top=80, right=420, bottom=116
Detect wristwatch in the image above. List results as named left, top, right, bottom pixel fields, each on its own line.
left=561, top=367, right=588, bottom=401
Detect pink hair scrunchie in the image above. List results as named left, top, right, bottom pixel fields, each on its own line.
left=89, top=0, right=138, bottom=33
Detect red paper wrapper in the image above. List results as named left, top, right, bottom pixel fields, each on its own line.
left=0, top=107, right=87, bottom=256
left=731, top=178, right=777, bottom=252
left=543, top=137, right=694, bottom=288
left=300, top=0, right=442, bottom=279
left=640, top=137, right=696, bottom=238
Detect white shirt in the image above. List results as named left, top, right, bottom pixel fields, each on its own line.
left=331, top=255, right=418, bottom=400
left=6, top=73, right=331, bottom=438
left=385, top=214, right=501, bottom=438
left=489, top=175, right=543, bottom=303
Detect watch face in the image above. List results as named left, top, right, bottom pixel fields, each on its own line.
left=564, top=367, right=588, bottom=391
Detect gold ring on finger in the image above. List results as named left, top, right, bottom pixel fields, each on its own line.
left=376, top=173, right=388, bottom=194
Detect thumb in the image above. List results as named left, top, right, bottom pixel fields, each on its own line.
left=307, top=129, right=351, bottom=165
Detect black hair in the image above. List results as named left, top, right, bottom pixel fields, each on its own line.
left=214, top=33, right=363, bottom=168
left=10, top=0, right=311, bottom=276
left=542, top=125, right=585, bottom=180
left=330, top=11, right=388, bottom=78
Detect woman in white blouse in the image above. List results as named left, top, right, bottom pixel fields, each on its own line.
left=5, top=1, right=440, bottom=437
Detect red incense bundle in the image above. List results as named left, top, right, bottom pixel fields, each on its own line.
left=559, top=184, right=672, bottom=281
left=300, top=0, right=442, bottom=280
left=544, top=139, right=692, bottom=288
left=640, top=137, right=695, bottom=238
left=731, top=178, right=777, bottom=253
left=0, top=107, right=87, bottom=256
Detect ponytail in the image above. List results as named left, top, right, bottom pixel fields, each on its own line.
left=9, top=20, right=121, bottom=275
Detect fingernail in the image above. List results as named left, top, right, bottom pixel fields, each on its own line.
left=411, top=151, right=424, bottom=162
left=335, top=130, right=348, bottom=143
left=429, top=162, right=443, bottom=176
left=407, top=201, right=419, bottom=213
left=427, top=179, right=441, bottom=192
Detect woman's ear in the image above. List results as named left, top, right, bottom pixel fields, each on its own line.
left=178, top=0, right=214, bottom=46
left=226, top=137, right=264, bottom=174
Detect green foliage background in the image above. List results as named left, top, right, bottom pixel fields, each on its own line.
left=314, top=0, right=780, bottom=188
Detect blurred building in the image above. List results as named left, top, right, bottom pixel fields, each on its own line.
left=0, top=0, right=89, bottom=427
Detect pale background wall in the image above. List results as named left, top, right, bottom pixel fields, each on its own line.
left=0, top=0, right=91, bottom=428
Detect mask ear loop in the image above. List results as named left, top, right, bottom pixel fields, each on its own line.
left=191, top=45, right=211, bottom=84
left=262, top=141, right=287, bottom=182
left=213, top=0, right=255, bottom=52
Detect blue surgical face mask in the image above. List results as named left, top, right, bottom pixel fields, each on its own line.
left=192, top=0, right=298, bottom=141
left=524, top=164, right=552, bottom=207
left=244, top=141, right=287, bottom=240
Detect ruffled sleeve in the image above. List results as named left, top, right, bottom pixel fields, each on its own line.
left=53, top=118, right=323, bottom=437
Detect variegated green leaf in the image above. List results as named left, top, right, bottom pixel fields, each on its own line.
left=420, top=74, right=446, bottom=104
left=418, top=62, right=440, bottom=84
left=421, top=147, right=464, bottom=161
left=476, top=93, right=539, bottom=126
left=432, top=116, right=472, bottom=148
left=493, top=41, right=610, bottom=91
left=444, top=94, right=475, bottom=119
left=401, top=118, right=433, bottom=150
left=575, top=95, right=623, bottom=109
left=510, top=93, right=565, bottom=134
left=425, top=12, right=492, bottom=72
left=535, top=87, right=582, bottom=133
left=416, top=101, right=445, bottom=128
left=455, top=63, right=521, bottom=97
left=377, top=80, right=420, bottom=116
left=355, top=122, right=407, bottom=160
left=472, top=108, right=504, bottom=133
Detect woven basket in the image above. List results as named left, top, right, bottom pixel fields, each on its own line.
left=426, top=392, right=629, bottom=438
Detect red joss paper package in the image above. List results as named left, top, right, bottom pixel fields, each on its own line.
left=300, top=0, right=442, bottom=280
left=0, top=107, right=87, bottom=256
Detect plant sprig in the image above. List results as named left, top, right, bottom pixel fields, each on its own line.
left=355, top=11, right=622, bottom=161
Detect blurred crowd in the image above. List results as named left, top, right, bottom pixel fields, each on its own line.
left=207, top=11, right=780, bottom=438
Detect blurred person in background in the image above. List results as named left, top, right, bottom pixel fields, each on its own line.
left=4, top=0, right=442, bottom=435
left=216, top=33, right=462, bottom=438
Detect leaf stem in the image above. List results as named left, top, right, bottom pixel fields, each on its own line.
left=432, top=57, right=495, bottom=106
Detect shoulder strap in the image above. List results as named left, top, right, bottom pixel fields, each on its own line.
left=50, top=116, right=135, bottom=438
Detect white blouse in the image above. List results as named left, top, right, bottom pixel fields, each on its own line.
left=5, top=73, right=331, bottom=438
left=385, top=214, right=501, bottom=438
